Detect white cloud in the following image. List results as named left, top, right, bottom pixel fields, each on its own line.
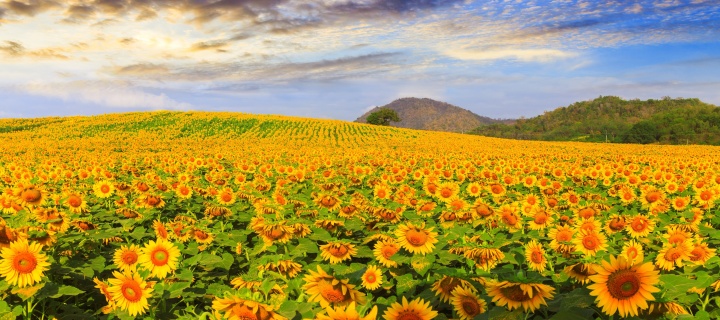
left=443, top=48, right=578, bottom=62
left=18, top=81, right=191, bottom=110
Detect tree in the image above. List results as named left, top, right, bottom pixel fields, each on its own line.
left=367, top=108, right=401, bottom=126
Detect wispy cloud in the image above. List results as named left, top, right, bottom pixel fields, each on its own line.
left=17, top=81, right=192, bottom=110
left=444, top=48, right=577, bottom=62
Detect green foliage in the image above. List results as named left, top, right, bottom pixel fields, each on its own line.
left=471, top=96, right=720, bottom=145
left=366, top=108, right=401, bottom=126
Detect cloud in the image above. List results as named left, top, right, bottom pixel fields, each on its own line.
left=189, top=40, right=230, bottom=52
left=444, top=48, right=577, bottom=62
left=18, top=81, right=192, bottom=110
left=0, top=40, right=69, bottom=59
left=108, top=63, right=171, bottom=76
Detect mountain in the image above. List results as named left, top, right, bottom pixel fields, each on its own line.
left=355, top=97, right=503, bottom=132
left=471, top=96, right=720, bottom=145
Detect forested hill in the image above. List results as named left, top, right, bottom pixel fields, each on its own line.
left=471, top=96, right=720, bottom=145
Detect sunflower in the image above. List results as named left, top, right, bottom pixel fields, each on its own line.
left=373, top=240, right=400, bottom=268
left=548, top=225, right=575, bottom=255
left=464, top=247, right=505, bottom=271
left=314, top=192, right=342, bottom=211
left=303, top=266, right=365, bottom=308
left=167, top=221, right=192, bottom=242
left=216, top=187, right=236, bottom=205
left=444, top=196, right=469, bottom=212
left=565, top=263, right=598, bottom=285
left=617, top=186, right=636, bottom=204
left=136, top=194, right=165, bottom=209
left=487, top=183, right=506, bottom=198
left=382, top=297, right=438, bottom=320
left=452, top=285, right=487, bottom=320
left=497, top=204, right=522, bottom=231
left=527, top=207, right=552, bottom=230
left=138, top=238, right=180, bottom=279
left=174, top=184, right=193, bottom=200
left=93, top=180, right=115, bottom=198
left=689, top=240, right=716, bottom=265
left=436, top=181, right=460, bottom=202
left=320, top=242, right=357, bottom=264
left=212, top=295, right=283, bottom=320
left=487, top=281, right=555, bottom=312
left=622, top=240, right=644, bottom=264
left=113, top=244, right=140, bottom=273
left=153, top=220, right=170, bottom=240
left=0, top=239, right=50, bottom=287
left=655, top=241, right=691, bottom=271
left=626, top=215, right=654, bottom=238
left=643, top=302, right=689, bottom=316
left=317, top=302, right=377, bottom=320
left=664, top=226, right=692, bottom=245
left=361, top=265, right=382, bottom=290
left=64, top=192, right=88, bottom=213
left=204, top=206, right=232, bottom=219
left=394, top=223, right=438, bottom=255
left=256, top=223, right=295, bottom=245
left=431, top=276, right=475, bottom=303
left=258, top=260, right=303, bottom=278
left=588, top=255, right=660, bottom=317
left=106, top=271, right=153, bottom=317
left=466, top=182, right=482, bottom=197
left=15, top=185, right=47, bottom=207
left=0, top=194, right=21, bottom=214
left=373, top=184, right=391, bottom=200
left=572, top=230, right=608, bottom=257
left=670, top=196, right=690, bottom=211
left=640, top=186, right=665, bottom=208
left=604, top=214, right=626, bottom=234
left=94, top=277, right=115, bottom=313
left=471, top=200, right=495, bottom=219
left=524, top=240, right=547, bottom=272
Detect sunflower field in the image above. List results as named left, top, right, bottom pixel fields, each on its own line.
left=1, top=111, right=720, bottom=320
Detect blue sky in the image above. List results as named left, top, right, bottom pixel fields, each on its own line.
left=1, top=0, right=719, bottom=120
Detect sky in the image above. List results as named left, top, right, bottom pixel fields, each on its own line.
left=1, top=0, right=719, bottom=121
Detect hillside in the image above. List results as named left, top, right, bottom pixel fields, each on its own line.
left=355, top=97, right=502, bottom=132
left=471, top=96, right=720, bottom=145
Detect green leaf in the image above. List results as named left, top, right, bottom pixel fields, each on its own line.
left=295, top=238, right=319, bottom=254
left=277, top=300, right=298, bottom=319
left=168, top=281, right=192, bottom=298
left=90, top=255, right=107, bottom=272
left=50, top=285, right=84, bottom=298
left=395, top=273, right=421, bottom=295
left=411, top=254, right=435, bottom=276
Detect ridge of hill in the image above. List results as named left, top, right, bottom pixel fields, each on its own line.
left=471, top=96, right=720, bottom=145
left=355, top=97, right=505, bottom=132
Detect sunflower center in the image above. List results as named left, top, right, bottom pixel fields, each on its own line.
left=664, top=247, right=683, bottom=261
left=440, top=277, right=460, bottom=293
left=151, top=248, right=169, bottom=266
left=475, top=205, right=493, bottom=217
left=14, top=252, right=38, bottom=273
left=318, top=280, right=346, bottom=303
left=396, top=311, right=423, bottom=320
left=68, top=196, right=82, bottom=207
left=461, top=297, right=481, bottom=316
left=440, top=188, right=452, bottom=198
left=195, top=230, right=209, bottom=240
left=121, top=281, right=143, bottom=302
left=221, top=193, right=233, bottom=202
left=631, top=219, right=647, bottom=232
left=533, top=213, right=547, bottom=224
left=557, top=230, right=572, bottom=242
left=491, top=185, right=503, bottom=194
left=645, top=192, right=660, bottom=203
left=328, top=244, right=349, bottom=257
left=101, top=185, right=110, bottom=193
left=607, top=269, right=640, bottom=299
left=626, top=248, right=638, bottom=259
left=471, top=186, right=479, bottom=193
left=668, top=234, right=686, bottom=244
left=365, top=274, right=376, bottom=283
left=406, top=229, right=429, bottom=246
left=147, top=196, right=160, bottom=206
left=502, top=213, right=518, bottom=226
left=450, top=200, right=464, bottom=211
left=230, top=304, right=257, bottom=320
left=582, top=235, right=599, bottom=250
left=23, top=190, right=42, bottom=202
left=321, top=196, right=336, bottom=207
left=690, top=248, right=705, bottom=261
left=499, top=285, right=530, bottom=302
left=700, top=191, right=711, bottom=201
left=122, top=251, right=138, bottom=265
left=382, top=245, right=398, bottom=259
left=609, top=218, right=625, bottom=231
left=530, top=251, right=544, bottom=263
left=377, top=189, right=387, bottom=198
